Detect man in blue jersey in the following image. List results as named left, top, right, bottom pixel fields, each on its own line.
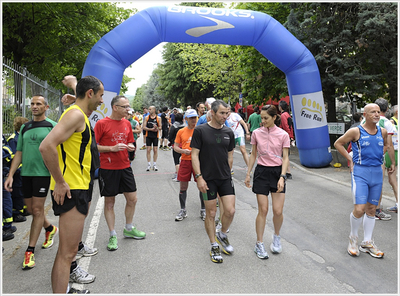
left=334, top=103, right=395, bottom=259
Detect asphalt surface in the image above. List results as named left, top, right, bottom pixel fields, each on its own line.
left=2, top=138, right=398, bottom=295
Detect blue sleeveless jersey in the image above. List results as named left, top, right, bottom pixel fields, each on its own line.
left=352, top=125, right=384, bottom=166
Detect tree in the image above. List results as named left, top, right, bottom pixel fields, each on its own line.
left=2, top=2, right=134, bottom=106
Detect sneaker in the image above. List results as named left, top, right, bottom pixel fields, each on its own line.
left=286, top=173, right=292, bottom=180
left=175, top=209, right=187, bottom=221
left=254, top=242, right=269, bottom=259
left=215, top=221, right=229, bottom=233
left=386, top=205, right=398, bottom=213
left=76, top=244, right=98, bottom=260
left=140, top=145, right=146, bottom=150
left=231, top=169, right=234, bottom=175
left=146, top=165, right=151, bottom=171
left=107, top=235, right=118, bottom=251
left=359, top=240, right=384, bottom=258
left=13, top=214, right=27, bottom=222
left=68, top=287, right=90, bottom=294
left=215, top=232, right=234, bottom=255
left=3, top=230, right=14, bottom=241
left=165, top=146, right=171, bottom=151
left=375, top=208, right=391, bottom=220
left=123, top=226, right=146, bottom=239
left=270, top=234, right=282, bottom=254
left=210, top=245, right=223, bottom=263
left=22, top=251, right=35, bottom=270
left=69, top=265, right=96, bottom=284
left=200, top=209, right=206, bottom=221
left=347, top=236, right=360, bottom=257
left=172, top=177, right=179, bottom=182
left=172, top=173, right=177, bottom=179
left=153, top=165, right=158, bottom=171
left=42, top=225, right=58, bottom=249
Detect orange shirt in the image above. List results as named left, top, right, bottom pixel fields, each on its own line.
left=175, top=126, right=195, bottom=161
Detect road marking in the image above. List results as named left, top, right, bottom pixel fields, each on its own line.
left=72, top=194, right=104, bottom=291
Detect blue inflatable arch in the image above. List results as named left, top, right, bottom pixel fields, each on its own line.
left=82, top=6, right=332, bottom=167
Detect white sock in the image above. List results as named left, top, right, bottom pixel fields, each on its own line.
left=148, top=162, right=151, bottom=166
left=153, top=162, right=157, bottom=166
left=350, top=212, right=362, bottom=237
left=363, top=213, right=375, bottom=242
left=125, top=223, right=133, bottom=231
left=110, top=230, right=117, bottom=237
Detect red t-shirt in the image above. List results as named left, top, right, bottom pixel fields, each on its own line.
left=94, top=117, right=134, bottom=170
left=280, top=112, right=294, bottom=139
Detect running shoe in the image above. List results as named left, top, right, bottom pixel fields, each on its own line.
left=359, top=240, right=384, bottom=258
left=200, top=209, right=206, bottom=221
left=347, top=235, right=360, bottom=257
left=270, top=234, right=282, bottom=254
left=386, top=205, right=398, bottom=213
left=140, top=145, right=146, bottom=150
left=175, top=209, right=187, bottom=221
left=375, top=208, right=391, bottom=220
left=42, top=225, right=58, bottom=249
left=123, top=227, right=146, bottom=239
left=231, top=169, right=234, bottom=175
left=22, top=251, right=35, bottom=270
left=286, top=173, right=292, bottom=180
left=76, top=244, right=98, bottom=260
left=172, top=177, right=179, bottom=182
left=254, top=242, right=269, bottom=259
left=172, top=173, right=177, bottom=179
left=153, top=165, right=158, bottom=171
left=69, top=266, right=96, bottom=284
left=210, top=245, right=223, bottom=263
left=68, top=287, right=90, bottom=294
left=215, top=232, right=234, bottom=255
left=146, top=165, right=151, bottom=171
left=107, top=235, right=118, bottom=251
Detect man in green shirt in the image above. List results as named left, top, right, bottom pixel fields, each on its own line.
left=4, top=95, right=58, bottom=270
left=247, top=106, right=262, bottom=135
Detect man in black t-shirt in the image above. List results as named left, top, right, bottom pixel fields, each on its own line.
left=160, top=106, right=171, bottom=151
left=143, top=106, right=161, bottom=171
left=191, top=100, right=236, bottom=264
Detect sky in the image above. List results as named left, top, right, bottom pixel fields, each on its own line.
left=116, top=1, right=182, bottom=96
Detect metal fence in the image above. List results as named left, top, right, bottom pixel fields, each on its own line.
left=2, top=57, right=63, bottom=136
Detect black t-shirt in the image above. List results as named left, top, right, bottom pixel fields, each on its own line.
left=161, top=113, right=169, bottom=129
left=146, top=115, right=159, bottom=138
left=190, top=123, right=235, bottom=180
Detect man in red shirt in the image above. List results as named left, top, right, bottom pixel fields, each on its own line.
left=94, top=95, right=146, bottom=252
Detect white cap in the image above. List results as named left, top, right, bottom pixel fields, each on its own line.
left=185, top=109, right=198, bottom=118
left=205, top=97, right=216, bottom=106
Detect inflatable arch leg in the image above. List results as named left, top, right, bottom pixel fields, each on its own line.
left=82, top=6, right=332, bottom=167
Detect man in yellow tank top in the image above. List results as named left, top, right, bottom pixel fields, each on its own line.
left=40, top=75, right=104, bottom=294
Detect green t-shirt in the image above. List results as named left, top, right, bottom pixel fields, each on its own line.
left=16, top=118, right=57, bottom=176
left=128, top=118, right=139, bottom=141
left=248, top=112, right=262, bottom=132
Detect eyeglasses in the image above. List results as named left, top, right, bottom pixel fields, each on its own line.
left=116, top=105, right=130, bottom=109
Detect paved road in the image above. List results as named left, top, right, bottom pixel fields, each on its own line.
left=2, top=139, right=398, bottom=294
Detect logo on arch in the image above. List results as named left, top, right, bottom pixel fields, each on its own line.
left=186, top=16, right=235, bottom=37
left=292, top=91, right=327, bottom=130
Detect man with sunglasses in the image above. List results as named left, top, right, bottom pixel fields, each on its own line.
left=94, top=96, right=146, bottom=252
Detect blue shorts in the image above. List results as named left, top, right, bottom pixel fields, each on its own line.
left=351, top=165, right=382, bottom=205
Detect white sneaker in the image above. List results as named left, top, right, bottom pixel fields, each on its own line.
left=146, top=165, right=151, bottom=171
left=69, top=265, right=95, bottom=284
left=153, top=165, right=158, bottom=171
left=76, top=244, right=98, bottom=260
left=270, top=234, right=282, bottom=254
left=254, top=242, right=269, bottom=259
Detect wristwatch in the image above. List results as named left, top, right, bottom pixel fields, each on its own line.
left=195, top=173, right=202, bottom=179
left=280, top=174, right=287, bottom=181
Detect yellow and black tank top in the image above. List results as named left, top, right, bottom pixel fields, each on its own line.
left=50, top=105, right=91, bottom=190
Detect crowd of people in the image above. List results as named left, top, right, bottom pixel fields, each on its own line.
left=2, top=74, right=397, bottom=293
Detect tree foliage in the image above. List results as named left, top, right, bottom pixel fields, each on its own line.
left=2, top=2, right=134, bottom=92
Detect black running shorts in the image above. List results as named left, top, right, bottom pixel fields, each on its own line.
left=22, top=176, right=50, bottom=198
left=252, top=165, right=286, bottom=196
left=201, top=178, right=235, bottom=201
left=51, top=189, right=90, bottom=216
left=99, top=167, right=137, bottom=197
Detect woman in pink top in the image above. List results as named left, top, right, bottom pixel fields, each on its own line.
left=244, top=105, right=290, bottom=259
